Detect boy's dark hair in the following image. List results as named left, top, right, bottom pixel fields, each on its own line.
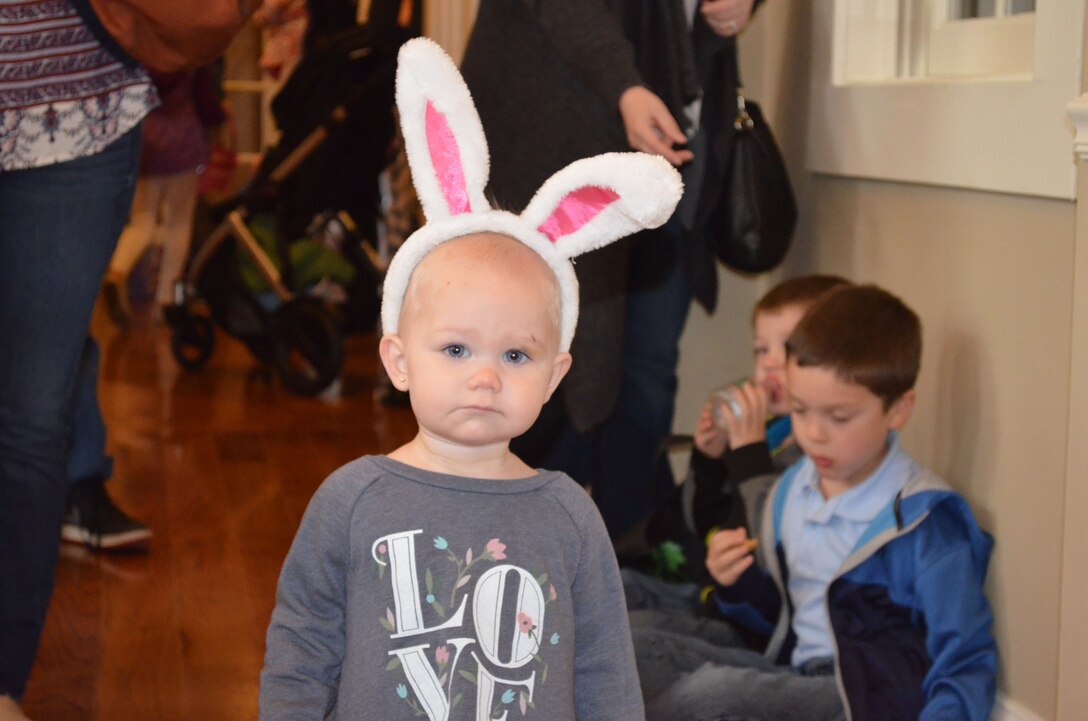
left=751, top=274, right=852, bottom=324
left=786, top=284, right=922, bottom=408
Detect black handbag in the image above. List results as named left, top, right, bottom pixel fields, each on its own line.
left=714, top=86, right=798, bottom=274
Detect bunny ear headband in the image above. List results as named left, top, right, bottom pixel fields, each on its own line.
left=381, top=37, right=684, bottom=352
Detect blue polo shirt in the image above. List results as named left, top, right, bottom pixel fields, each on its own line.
left=780, top=432, right=910, bottom=667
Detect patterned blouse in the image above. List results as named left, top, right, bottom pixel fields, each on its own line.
left=0, top=0, right=158, bottom=171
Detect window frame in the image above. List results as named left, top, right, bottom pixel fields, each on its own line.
left=807, top=1, right=1083, bottom=199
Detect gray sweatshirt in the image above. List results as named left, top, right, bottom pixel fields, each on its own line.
left=259, top=455, right=645, bottom=721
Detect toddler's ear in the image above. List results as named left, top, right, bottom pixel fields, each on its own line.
left=887, top=389, right=916, bottom=429
left=379, top=334, right=410, bottom=392
left=545, top=352, right=573, bottom=401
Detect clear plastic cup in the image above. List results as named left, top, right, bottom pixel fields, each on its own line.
left=710, top=385, right=745, bottom=431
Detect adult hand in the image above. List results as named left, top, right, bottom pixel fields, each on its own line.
left=705, top=527, right=758, bottom=586
left=701, top=0, right=757, bottom=38
left=618, top=86, right=694, bottom=167
left=694, top=401, right=728, bottom=459
left=719, top=381, right=768, bottom=449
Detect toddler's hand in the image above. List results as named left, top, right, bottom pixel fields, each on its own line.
left=693, top=401, right=728, bottom=459
left=618, top=86, right=694, bottom=167
left=705, top=527, right=759, bottom=587
left=719, top=381, right=768, bottom=449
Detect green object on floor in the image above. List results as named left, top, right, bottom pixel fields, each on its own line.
left=647, top=540, right=688, bottom=582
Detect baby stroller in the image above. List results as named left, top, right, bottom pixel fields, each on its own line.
left=165, top=22, right=404, bottom=395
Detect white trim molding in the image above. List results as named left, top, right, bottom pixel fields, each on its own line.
left=1067, top=93, right=1088, bottom=161
left=808, top=2, right=1083, bottom=199
left=992, top=695, right=1048, bottom=721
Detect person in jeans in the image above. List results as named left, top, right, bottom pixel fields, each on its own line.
left=0, top=2, right=157, bottom=717
left=62, top=339, right=153, bottom=550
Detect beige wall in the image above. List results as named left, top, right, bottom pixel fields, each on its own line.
left=430, top=2, right=1084, bottom=715
left=673, top=3, right=1086, bottom=719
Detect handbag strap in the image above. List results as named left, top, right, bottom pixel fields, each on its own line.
left=726, top=37, right=752, bottom=130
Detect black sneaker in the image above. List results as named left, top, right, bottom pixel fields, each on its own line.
left=62, top=477, right=152, bottom=551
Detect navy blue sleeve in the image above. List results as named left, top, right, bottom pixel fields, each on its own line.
left=709, top=561, right=781, bottom=639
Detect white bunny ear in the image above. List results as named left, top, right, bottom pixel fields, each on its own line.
left=395, top=38, right=491, bottom=222
left=521, top=153, right=683, bottom=259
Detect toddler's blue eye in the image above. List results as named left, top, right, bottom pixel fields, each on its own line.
left=504, top=350, right=528, bottom=364
left=444, top=344, right=466, bottom=358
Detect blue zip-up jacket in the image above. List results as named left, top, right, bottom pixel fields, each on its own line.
left=713, top=444, right=997, bottom=721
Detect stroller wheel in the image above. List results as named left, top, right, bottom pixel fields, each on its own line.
left=273, top=298, right=343, bottom=395
left=171, top=314, right=216, bottom=370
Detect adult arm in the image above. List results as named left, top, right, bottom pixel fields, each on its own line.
left=258, top=476, right=355, bottom=720
left=522, top=0, right=643, bottom=114
left=523, top=0, right=691, bottom=165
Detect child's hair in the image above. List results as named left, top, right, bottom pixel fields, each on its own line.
left=786, top=284, right=921, bottom=408
left=751, top=274, right=852, bottom=325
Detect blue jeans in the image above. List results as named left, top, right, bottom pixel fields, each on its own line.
left=67, top=337, right=114, bottom=484
left=513, top=217, right=693, bottom=538
left=623, top=570, right=845, bottom=721
left=0, top=127, right=141, bottom=700
left=596, top=217, right=693, bottom=536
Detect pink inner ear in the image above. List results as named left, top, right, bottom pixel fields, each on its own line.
left=425, top=100, right=471, bottom=215
left=536, top=186, right=621, bottom=242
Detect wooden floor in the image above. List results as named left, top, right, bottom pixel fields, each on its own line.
left=21, top=301, right=417, bottom=721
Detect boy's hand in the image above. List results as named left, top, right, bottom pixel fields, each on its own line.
left=719, top=381, right=769, bottom=448
left=694, top=401, right=728, bottom=458
left=705, top=527, right=759, bottom=587
left=618, top=86, right=694, bottom=167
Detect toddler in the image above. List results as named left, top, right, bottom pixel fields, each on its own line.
left=258, top=38, right=682, bottom=721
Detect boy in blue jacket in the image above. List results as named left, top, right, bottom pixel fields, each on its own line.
left=634, top=284, right=997, bottom=721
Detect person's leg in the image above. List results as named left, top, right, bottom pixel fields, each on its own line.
left=62, top=338, right=151, bottom=550
left=108, top=175, right=157, bottom=278
left=153, top=170, right=199, bottom=308
left=65, top=339, right=113, bottom=485
left=103, top=175, right=158, bottom=324
left=634, top=626, right=844, bottom=721
left=622, top=567, right=702, bottom=612
left=629, top=607, right=746, bottom=651
left=592, top=218, right=693, bottom=537
left=0, top=126, right=141, bottom=701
